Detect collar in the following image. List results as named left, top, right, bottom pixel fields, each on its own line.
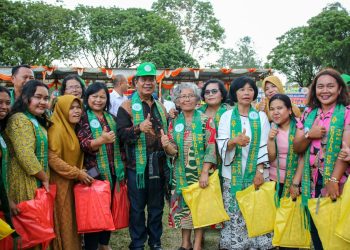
left=112, top=89, right=124, bottom=98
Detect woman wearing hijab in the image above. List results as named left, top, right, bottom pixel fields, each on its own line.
left=256, top=75, right=301, bottom=121
left=48, top=95, right=93, bottom=250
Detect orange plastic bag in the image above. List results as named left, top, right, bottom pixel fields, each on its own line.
left=111, top=182, right=130, bottom=230
left=181, top=170, right=230, bottom=229
left=0, top=185, right=56, bottom=250
left=336, top=179, right=350, bottom=242
left=236, top=181, right=276, bottom=237
left=272, top=197, right=311, bottom=248
left=74, top=180, right=115, bottom=233
left=308, top=196, right=350, bottom=250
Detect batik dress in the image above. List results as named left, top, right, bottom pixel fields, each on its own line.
left=168, top=113, right=217, bottom=229
left=217, top=109, right=273, bottom=250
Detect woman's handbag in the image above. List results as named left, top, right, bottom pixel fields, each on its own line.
left=74, top=180, right=115, bottom=233
left=236, top=181, right=276, bottom=237
left=272, top=197, right=311, bottom=248
left=181, top=170, right=230, bottom=229
left=111, top=181, right=130, bottom=230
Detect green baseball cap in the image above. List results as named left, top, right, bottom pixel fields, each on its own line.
left=341, top=74, right=350, bottom=85
left=136, top=62, right=157, bottom=77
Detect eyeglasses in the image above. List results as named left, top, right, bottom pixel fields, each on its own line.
left=204, top=89, right=219, bottom=96
left=177, top=94, right=197, bottom=100
left=66, top=85, right=82, bottom=91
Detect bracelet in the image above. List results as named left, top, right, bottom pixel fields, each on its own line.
left=328, top=177, right=340, bottom=183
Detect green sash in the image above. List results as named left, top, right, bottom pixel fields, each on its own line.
left=198, top=103, right=228, bottom=128
left=173, top=110, right=204, bottom=194
left=24, top=112, right=48, bottom=187
left=274, top=119, right=298, bottom=207
left=0, top=134, right=8, bottom=192
left=230, top=106, right=261, bottom=205
left=87, top=110, right=124, bottom=184
left=131, top=92, right=168, bottom=188
left=302, top=105, right=345, bottom=208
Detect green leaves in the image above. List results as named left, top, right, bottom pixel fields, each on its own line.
left=0, top=0, right=82, bottom=66
left=267, top=3, right=350, bottom=86
left=215, top=36, right=262, bottom=69
left=77, top=6, right=198, bottom=68
left=152, top=0, right=225, bottom=57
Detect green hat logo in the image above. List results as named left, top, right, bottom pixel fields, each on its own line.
left=136, top=62, right=157, bottom=76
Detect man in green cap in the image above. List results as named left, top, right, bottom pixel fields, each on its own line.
left=117, top=62, right=168, bottom=250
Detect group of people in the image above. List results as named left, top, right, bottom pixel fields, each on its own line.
left=0, top=62, right=349, bottom=250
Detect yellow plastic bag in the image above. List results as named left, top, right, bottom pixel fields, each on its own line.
left=308, top=196, right=350, bottom=250
left=0, top=218, right=15, bottom=240
left=336, top=179, right=350, bottom=242
left=236, top=181, right=276, bottom=237
left=181, top=170, right=230, bottom=229
left=272, top=197, right=311, bottom=248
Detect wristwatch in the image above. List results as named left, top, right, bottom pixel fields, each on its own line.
left=304, top=127, right=310, bottom=139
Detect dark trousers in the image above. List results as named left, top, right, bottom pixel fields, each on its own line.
left=127, top=168, right=165, bottom=250
left=84, top=231, right=111, bottom=250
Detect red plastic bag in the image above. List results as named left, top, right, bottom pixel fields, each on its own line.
left=111, top=182, right=129, bottom=230
left=74, top=180, right=115, bottom=233
left=0, top=185, right=56, bottom=250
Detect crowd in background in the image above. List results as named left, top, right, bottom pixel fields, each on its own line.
left=0, top=62, right=350, bottom=250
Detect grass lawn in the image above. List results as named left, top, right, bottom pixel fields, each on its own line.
left=109, top=204, right=220, bottom=250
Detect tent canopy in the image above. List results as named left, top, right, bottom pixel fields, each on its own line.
left=0, top=66, right=272, bottom=86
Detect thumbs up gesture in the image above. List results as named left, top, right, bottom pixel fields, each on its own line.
left=160, top=129, right=170, bottom=148
left=140, top=113, right=154, bottom=134
left=232, top=128, right=251, bottom=147
left=258, top=98, right=266, bottom=111
left=338, top=141, right=350, bottom=162
left=100, top=126, right=115, bottom=144
left=268, top=123, right=278, bottom=141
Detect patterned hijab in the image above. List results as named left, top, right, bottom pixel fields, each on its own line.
left=48, top=95, right=84, bottom=169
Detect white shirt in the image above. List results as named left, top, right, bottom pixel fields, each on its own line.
left=110, top=89, right=128, bottom=117
left=163, top=99, right=176, bottom=113
left=216, top=109, right=270, bottom=179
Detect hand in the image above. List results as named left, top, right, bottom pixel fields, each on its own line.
left=100, top=126, right=115, bottom=144
left=139, top=113, right=154, bottom=135
left=168, top=108, right=178, bottom=119
left=325, top=181, right=339, bottom=201
left=42, top=179, right=50, bottom=192
left=160, top=129, right=170, bottom=148
left=199, top=171, right=209, bottom=188
left=253, top=172, right=264, bottom=189
left=308, top=124, right=326, bottom=139
left=289, top=185, right=300, bottom=199
left=232, top=128, right=250, bottom=147
left=338, top=141, right=350, bottom=162
left=268, top=125, right=278, bottom=141
left=78, top=170, right=94, bottom=185
left=9, top=199, right=20, bottom=215
left=258, top=98, right=266, bottom=111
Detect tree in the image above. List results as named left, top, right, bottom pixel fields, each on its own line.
left=77, top=6, right=198, bottom=68
left=216, top=36, right=262, bottom=68
left=0, top=0, right=82, bottom=66
left=305, top=2, right=350, bottom=73
left=152, top=0, right=225, bottom=57
left=267, top=2, right=350, bottom=86
left=267, top=27, right=317, bottom=86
